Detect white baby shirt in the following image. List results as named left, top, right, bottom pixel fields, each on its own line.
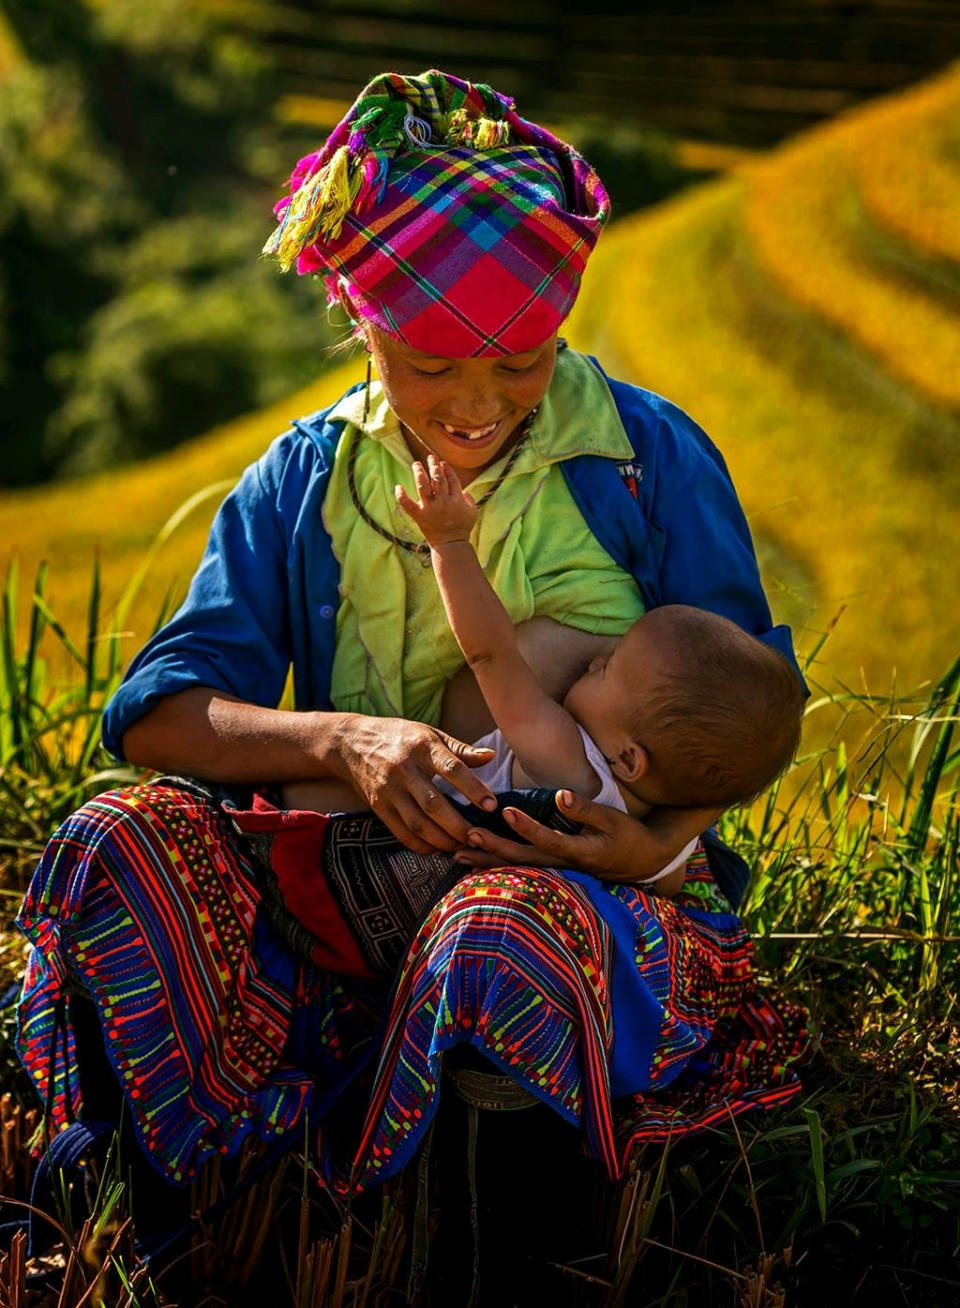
left=437, top=725, right=697, bottom=884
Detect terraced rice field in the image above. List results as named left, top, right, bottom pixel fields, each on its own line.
left=570, top=61, right=960, bottom=696
left=2, top=63, right=958, bottom=700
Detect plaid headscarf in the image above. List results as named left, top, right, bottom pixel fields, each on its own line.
left=262, top=70, right=610, bottom=356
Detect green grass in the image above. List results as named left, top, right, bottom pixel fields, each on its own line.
left=0, top=549, right=956, bottom=1304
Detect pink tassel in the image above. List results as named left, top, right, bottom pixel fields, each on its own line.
left=296, top=245, right=326, bottom=275
left=288, top=150, right=323, bottom=193
left=354, top=152, right=388, bottom=214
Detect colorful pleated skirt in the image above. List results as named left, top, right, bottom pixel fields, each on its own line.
left=16, top=784, right=807, bottom=1191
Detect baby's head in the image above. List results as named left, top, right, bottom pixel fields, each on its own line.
left=564, top=605, right=804, bottom=809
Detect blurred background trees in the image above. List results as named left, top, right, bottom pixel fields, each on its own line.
left=0, top=0, right=333, bottom=484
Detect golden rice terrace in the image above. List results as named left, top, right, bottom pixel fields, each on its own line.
left=2, top=63, right=959, bottom=698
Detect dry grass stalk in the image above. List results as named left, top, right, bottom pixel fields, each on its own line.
left=75, top=1215, right=135, bottom=1308
left=601, top=1145, right=674, bottom=1308
left=189, top=1153, right=220, bottom=1290
left=186, top=1139, right=290, bottom=1295
left=58, top=1215, right=93, bottom=1306
left=0, top=1228, right=27, bottom=1308
left=356, top=1178, right=407, bottom=1305
left=330, top=1214, right=351, bottom=1308
left=548, top=1259, right=613, bottom=1292
left=737, top=1252, right=787, bottom=1308
left=0, top=1097, right=37, bottom=1200
left=219, top=1145, right=286, bottom=1290
left=295, top=1229, right=348, bottom=1308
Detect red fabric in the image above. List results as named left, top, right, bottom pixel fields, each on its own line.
left=229, top=796, right=374, bottom=978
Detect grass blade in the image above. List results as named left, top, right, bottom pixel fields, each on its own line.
left=803, top=1107, right=828, bottom=1223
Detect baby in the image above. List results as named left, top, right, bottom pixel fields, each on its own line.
left=257, top=455, right=803, bottom=979
left=389, top=454, right=805, bottom=888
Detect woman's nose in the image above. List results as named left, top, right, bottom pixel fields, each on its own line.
left=454, top=380, right=505, bottom=425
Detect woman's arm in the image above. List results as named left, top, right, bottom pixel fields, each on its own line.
left=123, top=688, right=356, bottom=783
left=124, top=687, right=497, bottom=854
left=106, top=425, right=501, bottom=853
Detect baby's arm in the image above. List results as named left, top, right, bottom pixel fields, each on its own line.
left=396, top=457, right=601, bottom=797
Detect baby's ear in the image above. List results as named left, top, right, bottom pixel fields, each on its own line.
left=617, top=742, right=649, bottom=783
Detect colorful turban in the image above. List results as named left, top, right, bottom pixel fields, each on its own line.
left=262, top=70, right=610, bottom=356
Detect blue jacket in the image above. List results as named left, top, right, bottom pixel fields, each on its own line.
left=102, top=364, right=800, bottom=759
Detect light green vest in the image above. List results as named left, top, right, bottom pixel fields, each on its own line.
left=324, top=348, right=646, bottom=724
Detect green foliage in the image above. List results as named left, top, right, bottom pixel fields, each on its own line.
left=45, top=209, right=331, bottom=476
left=0, top=0, right=336, bottom=487
left=566, top=120, right=712, bottom=219
left=0, top=555, right=136, bottom=880
left=0, top=482, right=235, bottom=882
left=0, top=60, right=140, bottom=484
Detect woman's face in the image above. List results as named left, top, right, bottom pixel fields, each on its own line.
left=365, top=325, right=558, bottom=482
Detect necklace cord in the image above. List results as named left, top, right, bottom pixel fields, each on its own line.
left=347, top=410, right=538, bottom=563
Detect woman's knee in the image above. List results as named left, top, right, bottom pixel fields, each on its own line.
left=427, top=866, right=601, bottom=957
left=50, top=784, right=190, bottom=851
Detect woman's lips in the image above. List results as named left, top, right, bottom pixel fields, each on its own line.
left=435, top=418, right=504, bottom=444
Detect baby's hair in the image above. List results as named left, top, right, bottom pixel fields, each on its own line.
left=630, top=606, right=805, bottom=809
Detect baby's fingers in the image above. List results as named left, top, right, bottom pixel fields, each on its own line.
left=439, top=460, right=463, bottom=495
left=394, top=484, right=421, bottom=521
left=413, top=460, right=434, bottom=502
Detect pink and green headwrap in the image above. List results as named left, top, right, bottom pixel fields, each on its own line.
left=262, top=70, right=610, bottom=357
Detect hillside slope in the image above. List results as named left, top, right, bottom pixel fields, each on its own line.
left=570, top=62, right=960, bottom=693
left=2, top=65, right=958, bottom=694
left=0, top=360, right=363, bottom=668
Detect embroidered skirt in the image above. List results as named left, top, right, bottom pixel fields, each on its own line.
left=16, top=784, right=807, bottom=1190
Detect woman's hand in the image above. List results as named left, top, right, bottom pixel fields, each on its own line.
left=454, top=789, right=718, bottom=883
left=333, top=713, right=496, bottom=853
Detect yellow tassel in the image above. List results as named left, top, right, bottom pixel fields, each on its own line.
left=474, top=117, right=510, bottom=149
left=446, top=108, right=510, bottom=151
left=315, top=145, right=358, bottom=237
left=263, top=144, right=363, bottom=271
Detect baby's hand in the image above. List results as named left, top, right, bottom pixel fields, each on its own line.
left=395, top=455, right=477, bottom=546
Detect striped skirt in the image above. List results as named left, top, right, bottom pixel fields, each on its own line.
left=16, top=784, right=807, bottom=1190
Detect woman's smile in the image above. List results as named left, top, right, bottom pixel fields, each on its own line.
left=438, top=420, right=501, bottom=441
left=432, top=417, right=507, bottom=449
left=362, top=321, right=558, bottom=481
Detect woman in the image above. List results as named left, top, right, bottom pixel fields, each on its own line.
left=17, top=71, right=806, bottom=1195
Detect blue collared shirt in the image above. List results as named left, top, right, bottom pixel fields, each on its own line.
left=102, top=362, right=801, bottom=759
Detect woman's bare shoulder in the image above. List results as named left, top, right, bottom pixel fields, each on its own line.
left=515, top=617, right=616, bottom=700
left=439, top=617, right=618, bottom=743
